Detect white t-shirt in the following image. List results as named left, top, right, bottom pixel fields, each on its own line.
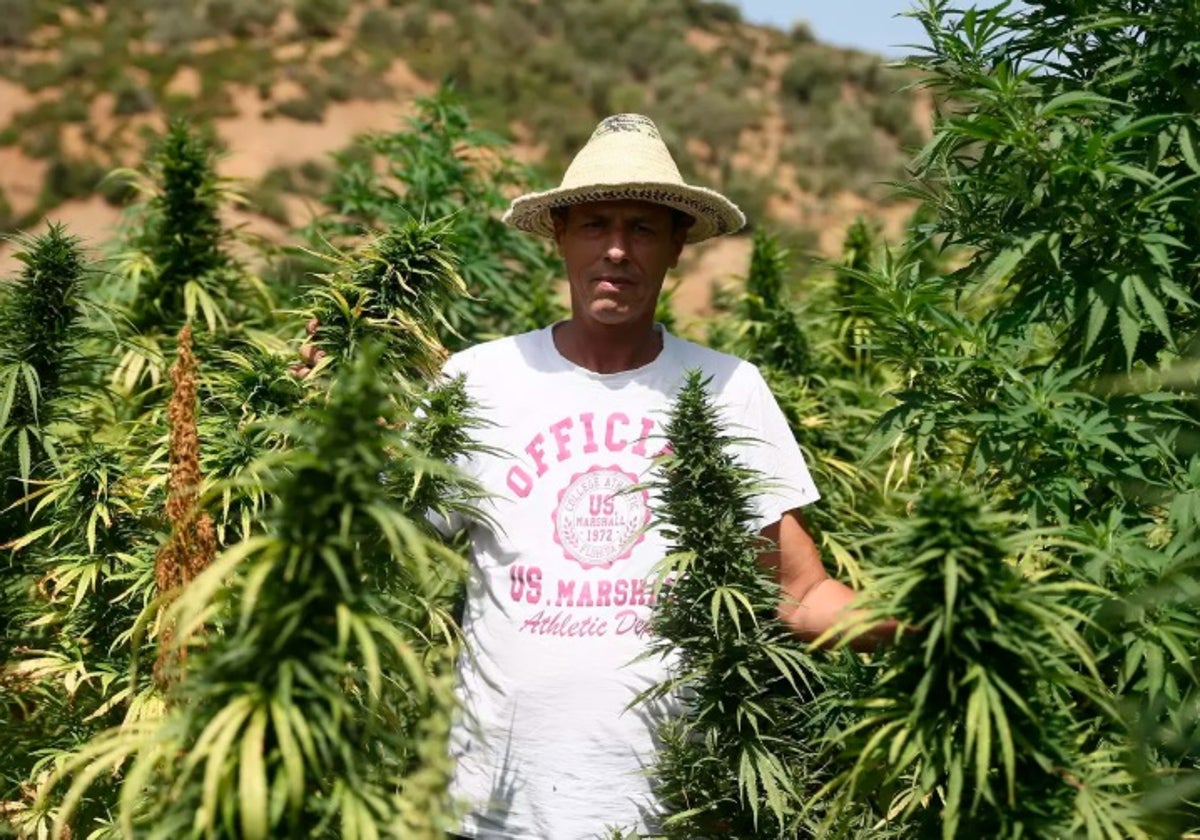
left=442, top=324, right=819, bottom=840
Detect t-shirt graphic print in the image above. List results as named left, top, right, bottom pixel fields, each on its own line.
left=441, top=324, right=818, bottom=840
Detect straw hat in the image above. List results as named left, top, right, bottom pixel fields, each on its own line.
left=502, top=114, right=745, bottom=244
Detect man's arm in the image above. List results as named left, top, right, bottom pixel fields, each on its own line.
left=758, top=509, right=896, bottom=651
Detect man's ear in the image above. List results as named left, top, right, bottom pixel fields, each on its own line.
left=669, top=214, right=693, bottom=268
left=669, top=231, right=688, bottom=269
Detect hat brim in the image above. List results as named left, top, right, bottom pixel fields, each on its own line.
left=502, top=182, right=745, bottom=244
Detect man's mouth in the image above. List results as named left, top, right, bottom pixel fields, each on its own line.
left=595, top=276, right=631, bottom=292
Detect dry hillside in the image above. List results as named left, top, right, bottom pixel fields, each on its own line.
left=0, top=0, right=930, bottom=314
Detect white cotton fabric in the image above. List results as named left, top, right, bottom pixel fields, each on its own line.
left=442, top=324, right=819, bottom=840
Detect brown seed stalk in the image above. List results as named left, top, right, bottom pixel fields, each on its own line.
left=153, top=325, right=216, bottom=690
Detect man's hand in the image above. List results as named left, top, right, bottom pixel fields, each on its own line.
left=289, top=318, right=326, bottom=379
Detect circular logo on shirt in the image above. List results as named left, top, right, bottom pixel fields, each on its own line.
left=552, top=465, right=650, bottom=569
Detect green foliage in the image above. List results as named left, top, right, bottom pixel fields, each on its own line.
left=738, top=231, right=813, bottom=377
left=307, top=218, right=468, bottom=380
left=0, top=185, right=13, bottom=233
left=906, top=0, right=1200, bottom=373
left=312, top=90, right=565, bottom=348
left=0, top=226, right=91, bottom=722
left=781, top=47, right=844, bottom=110
left=647, top=370, right=824, bottom=838
left=205, top=0, right=282, bottom=36
left=827, top=480, right=1138, bottom=838
left=0, top=225, right=89, bottom=500
left=40, top=157, right=107, bottom=205
left=844, top=1, right=1200, bottom=834
left=45, top=346, right=470, bottom=839
left=273, top=93, right=327, bottom=123
left=294, top=0, right=350, bottom=37
left=0, top=0, right=33, bottom=46
left=117, top=120, right=234, bottom=336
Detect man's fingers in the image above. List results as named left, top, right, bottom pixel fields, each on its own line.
left=290, top=318, right=325, bottom=379
left=299, top=343, right=326, bottom=366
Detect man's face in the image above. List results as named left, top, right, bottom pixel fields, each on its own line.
left=553, top=200, right=688, bottom=329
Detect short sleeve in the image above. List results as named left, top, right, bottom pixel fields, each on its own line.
left=722, top=366, right=820, bottom=532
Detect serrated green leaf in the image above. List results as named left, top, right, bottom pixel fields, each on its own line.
left=1129, top=274, right=1172, bottom=345
left=1116, top=301, right=1140, bottom=367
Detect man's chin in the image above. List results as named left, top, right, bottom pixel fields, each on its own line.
left=586, top=305, right=637, bottom=326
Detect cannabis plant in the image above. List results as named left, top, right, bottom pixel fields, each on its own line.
left=306, top=217, right=469, bottom=381
left=0, top=225, right=90, bottom=531
left=646, top=370, right=825, bottom=838
left=907, top=0, right=1200, bottom=374
left=0, top=225, right=96, bottom=820
left=825, top=479, right=1142, bottom=839
left=153, top=325, right=216, bottom=689
left=46, top=344, right=472, bottom=840
left=310, top=89, right=565, bottom=348
left=858, top=6, right=1200, bottom=832
left=107, top=119, right=269, bottom=393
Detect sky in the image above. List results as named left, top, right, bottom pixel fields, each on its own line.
left=732, top=1, right=932, bottom=56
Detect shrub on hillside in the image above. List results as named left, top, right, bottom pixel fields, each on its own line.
left=869, top=93, right=923, bottom=148
left=41, top=157, right=107, bottom=205
left=294, top=0, right=350, bottom=37
left=0, top=185, right=13, bottom=232
left=781, top=47, right=843, bottom=110
left=682, top=0, right=741, bottom=27
left=356, top=6, right=406, bottom=47
left=205, top=0, right=282, bottom=36
left=0, top=0, right=33, bottom=45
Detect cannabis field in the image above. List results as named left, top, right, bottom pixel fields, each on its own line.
left=2, top=2, right=1198, bottom=838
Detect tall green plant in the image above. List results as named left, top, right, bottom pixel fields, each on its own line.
left=311, top=89, right=565, bottom=348
left=905, top=0, right=1200, bottom=374
left=0, top=225, right=90, bottom=510
left=824, top=479, right=1140, bottom=838
left=645, top=370, right=825, bottom=838
left=0, top=224, right=93, bottom=817
left=43, top=344, right=472, bottom=839
left=108, top=120, right=269, bottom=392
left=848, top=2, right=1200, bottom=833
left=306, top=217, right=468, bottom=380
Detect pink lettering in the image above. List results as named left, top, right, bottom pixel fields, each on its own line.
left=630, top=577, right=650, bottom=607
left=630, top=417, right=656, bottom=456
left=596, top=580, right=612, bottom=607
left=509, top=566, right=542, bottom=604
left=525, top=566, right=542, bottom=604
left=507, top=466, right=533, bottom=498
left=549, top=417, right=574, bottom=461
left=614, top=609, right=650, bottom=637
left=579, top=412, right=599, bottom=453
left=576, top=581, right=594, bottom=607
left=525, top=434, right=549, bottom=477
left=613, top=579, right=629, bottom=606
left=507, top=413, right=661, bottom=498
left=605, top=413, right=630, bottom=451
left=557, top=579, right=575, bottom=607
left=520, top=609, right=609, bottom=638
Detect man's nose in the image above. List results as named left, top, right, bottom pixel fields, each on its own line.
left=604, top=228, right=629, bottom=262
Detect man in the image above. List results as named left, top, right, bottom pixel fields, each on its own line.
left=439, top=114, right=874, bottom=839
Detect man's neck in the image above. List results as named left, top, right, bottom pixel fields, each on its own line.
left=552, top=319, right=663, bottom=374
